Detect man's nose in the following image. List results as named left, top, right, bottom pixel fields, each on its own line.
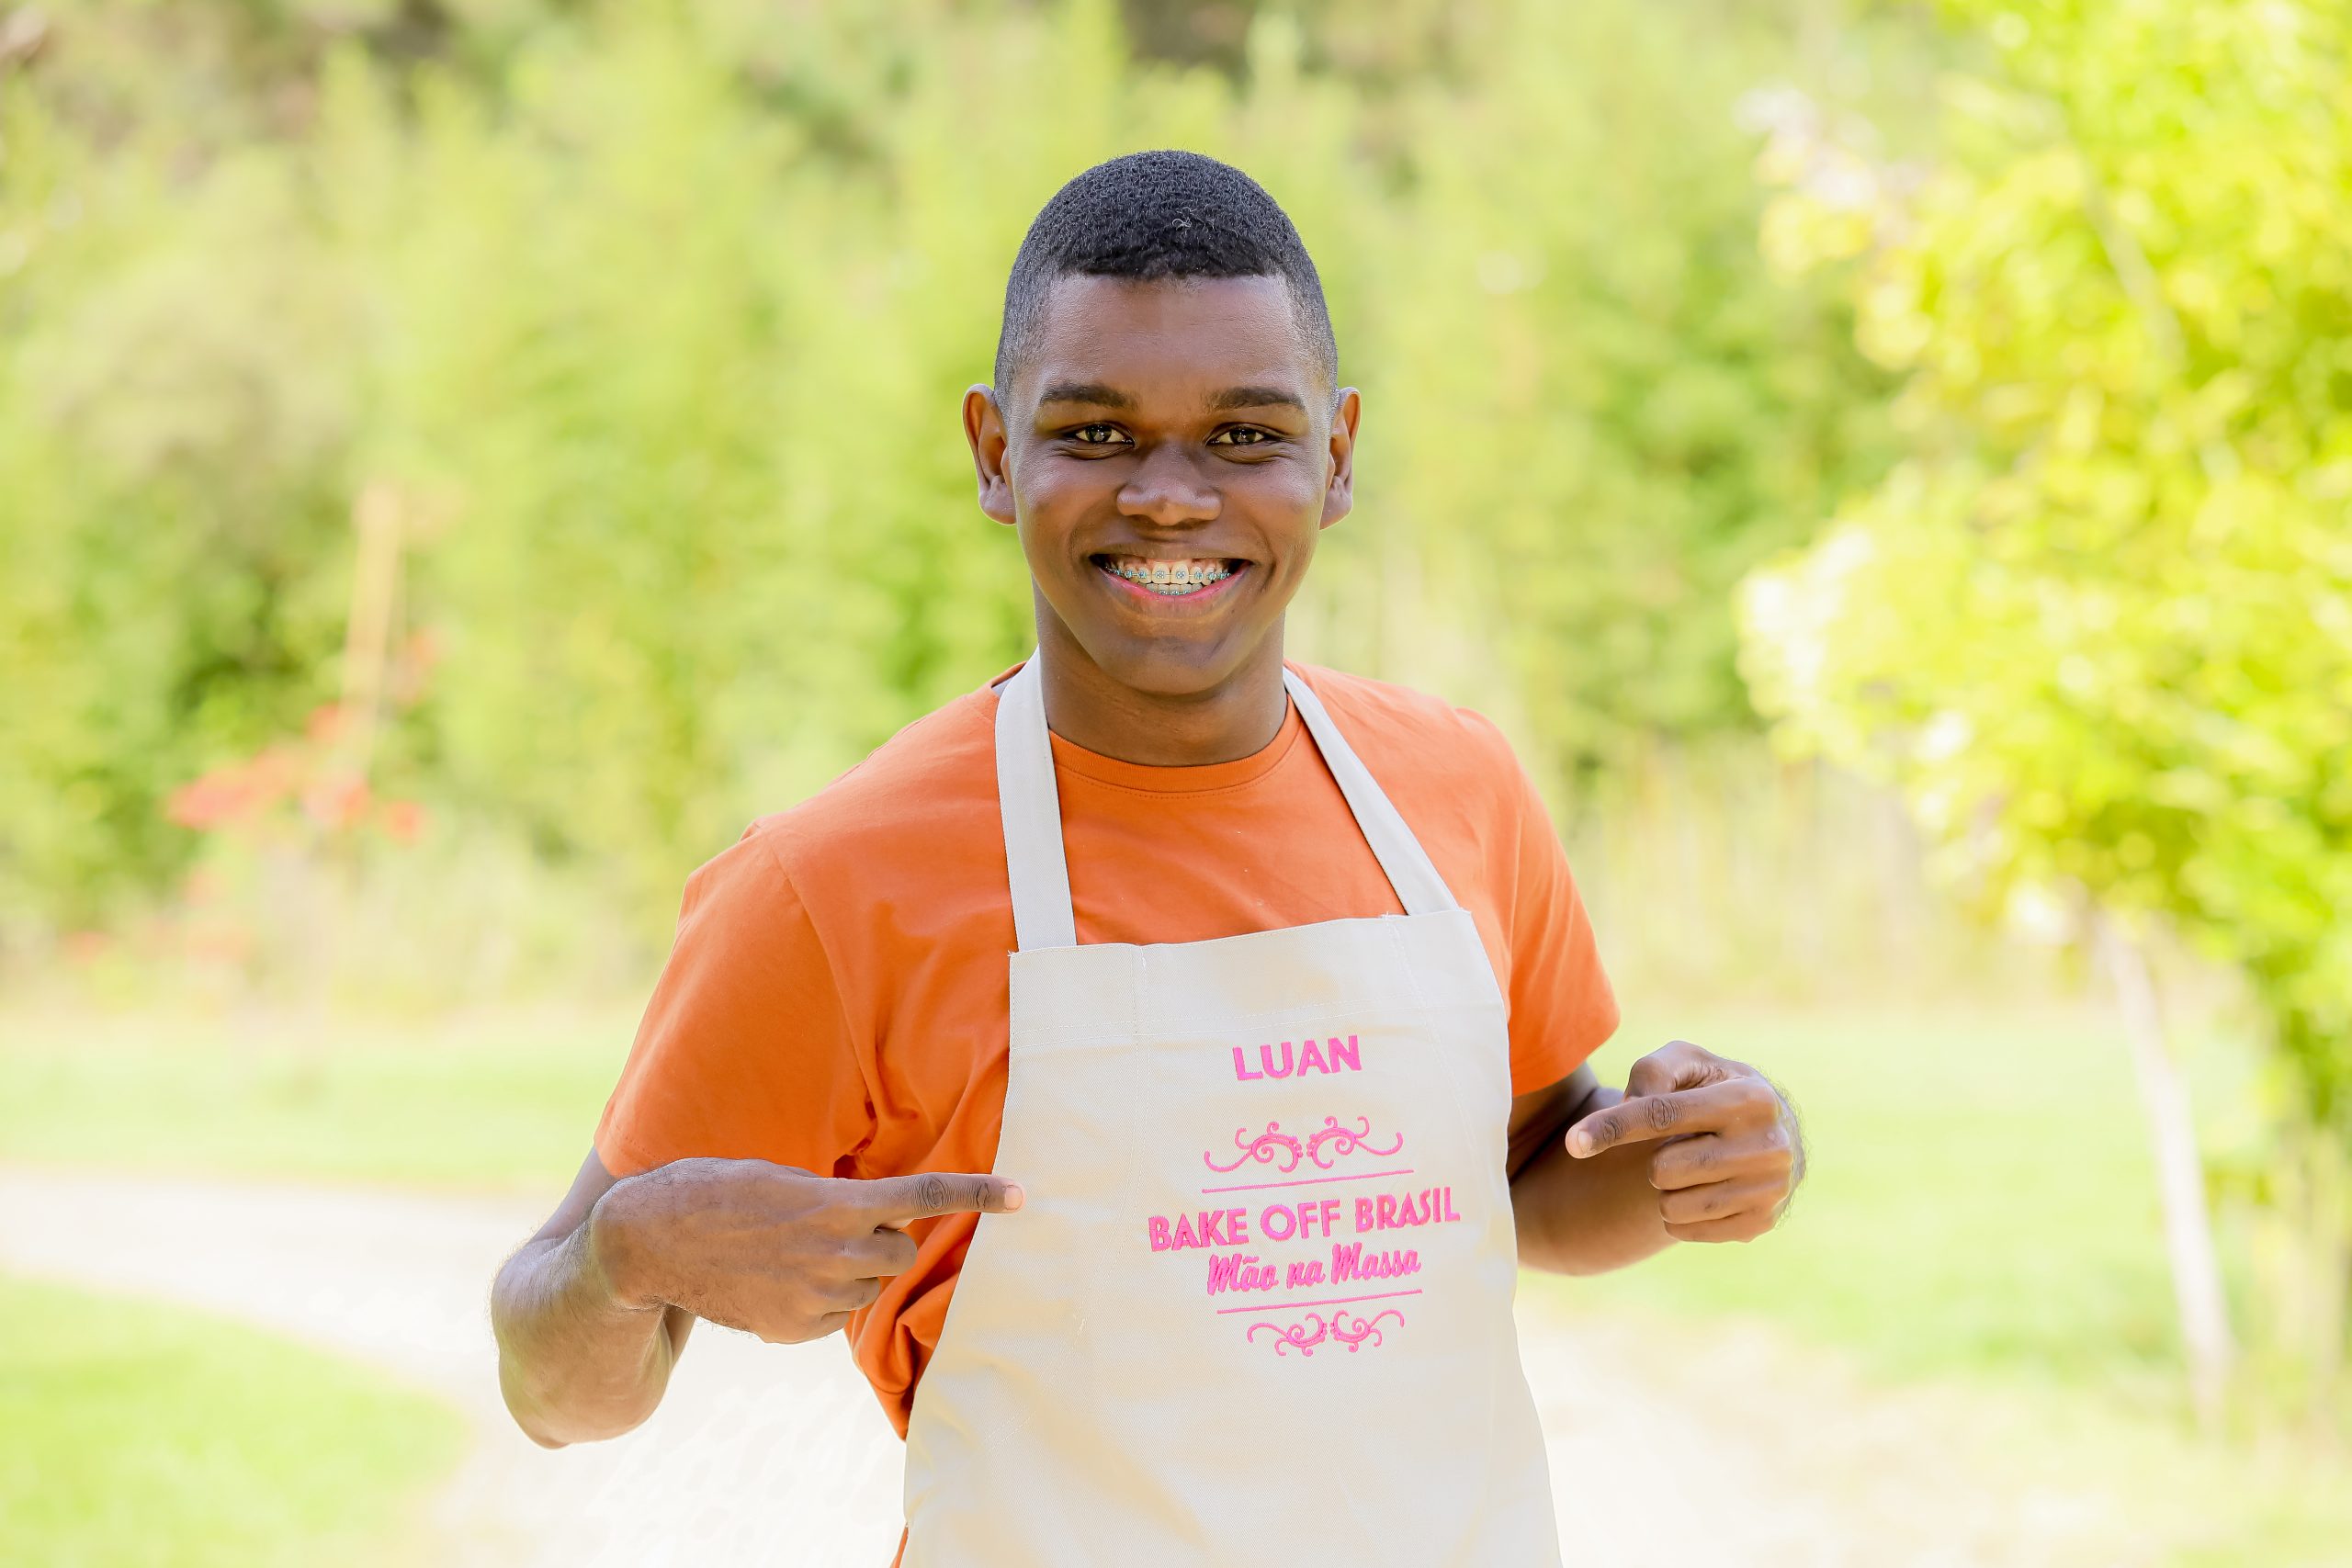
left=1116, top=441, right=1221, bottom=527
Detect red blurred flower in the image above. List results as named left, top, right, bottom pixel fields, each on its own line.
left=300, top=770, right=372, bottom=831
left=305, top=703, right=352, bottom=746
left=168, top=763, right=261, bottom=829
left=379, top=798, right=427, bottom=843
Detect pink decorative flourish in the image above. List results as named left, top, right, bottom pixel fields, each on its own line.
left=1328, top=1310, right=1404, bottom=1350
left=1304, top=1115, right=1404, bottom=1168
left=1246, top=1310, right=1406, bottom=1358
left=1204, top=1122, right=1306, bottom=1174
left=1249, top=1315, right=1329, bottom=1356
left=1204, top=1117, right=1403, bottom=1175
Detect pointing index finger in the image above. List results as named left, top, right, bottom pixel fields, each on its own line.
left=1566, top=1081, right=1746, bottom=1158
left=854, top=1171, right=1027, bottom=1224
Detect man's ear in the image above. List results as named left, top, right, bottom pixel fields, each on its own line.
left=964, top=384, right=1017, bottom=525
left=1320, top=386, right=1363, bottom=530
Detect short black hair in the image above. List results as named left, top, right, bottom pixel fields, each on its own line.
left=993, top=150, right=1339, bottom=398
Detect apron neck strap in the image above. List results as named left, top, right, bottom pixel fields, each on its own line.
left=994, top=652, right=1462, bottom=953
left=994, top=654, right=1080, bottom=952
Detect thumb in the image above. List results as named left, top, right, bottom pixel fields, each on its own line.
left=1626, top=1039, right=1713, bottom=1099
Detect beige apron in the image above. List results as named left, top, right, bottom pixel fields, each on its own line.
left=899, top=655, right=1561, bottom=1567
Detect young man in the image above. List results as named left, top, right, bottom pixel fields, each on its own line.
left=492, top=150, right=1805, bottom=1566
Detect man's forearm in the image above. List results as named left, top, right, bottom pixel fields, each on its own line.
left=1510, top=1085, right=1677, bottom=1276
left=492, top=1193, right=687, bottom=1449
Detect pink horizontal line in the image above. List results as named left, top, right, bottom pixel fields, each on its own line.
left=1214, top=1288, right=1423, bottom=1315
left=1200, top=1167, right=1416, bottom=1196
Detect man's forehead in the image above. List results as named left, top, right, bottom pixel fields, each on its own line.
left=1019, top=274, right=1318, bottom=407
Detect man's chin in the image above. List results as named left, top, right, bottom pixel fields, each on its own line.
left=1095, top=637, right=1246, bottom=698
left=1052, top=617, right=1268, bottom=701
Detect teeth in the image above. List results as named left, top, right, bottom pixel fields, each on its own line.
left=1105, top=557, right=1232, bottom=596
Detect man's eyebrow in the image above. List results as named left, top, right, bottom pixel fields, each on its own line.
left=1206, top=385, right=1307, bottom=412
left=1035, top=381, right=1133, bottom=409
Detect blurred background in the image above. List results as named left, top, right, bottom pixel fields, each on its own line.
left=2, top=0, right=2347, bottom=1562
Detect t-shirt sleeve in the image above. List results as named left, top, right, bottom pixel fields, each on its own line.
left=1471, top=717, right=1621, bottom=1096
left=593, top=825, right=876, bottom=1179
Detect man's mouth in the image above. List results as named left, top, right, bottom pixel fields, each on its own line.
left=1091, top=554, right=1243, bottom=598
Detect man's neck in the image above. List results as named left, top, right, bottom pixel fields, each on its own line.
left=1032, top=619, right=1290, bottom=767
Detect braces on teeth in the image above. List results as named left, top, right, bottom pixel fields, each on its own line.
left=1110, top=559, right=1231, bottom=594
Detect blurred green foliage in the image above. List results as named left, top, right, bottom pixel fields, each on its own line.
left=1737, top=0, right=2352, bottom=1387
left=0, top=0, right=1901, bottom=939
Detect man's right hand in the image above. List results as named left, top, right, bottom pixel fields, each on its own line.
left=585, top=1157, right=1026, bottom=1345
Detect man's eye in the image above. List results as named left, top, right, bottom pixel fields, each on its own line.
left=1210, top=427, right=1273, bottom=446
left=1070, top=423, right=1126, bottom=445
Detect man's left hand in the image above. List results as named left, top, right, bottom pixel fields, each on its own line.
left=1563, top=1039, right=1803, bottom=1244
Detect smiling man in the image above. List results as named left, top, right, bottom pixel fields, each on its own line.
left=491, top=151, right=1805, bottom=1567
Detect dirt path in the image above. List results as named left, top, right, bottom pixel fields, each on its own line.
left=0, top=1166, right=2154, bottom=1566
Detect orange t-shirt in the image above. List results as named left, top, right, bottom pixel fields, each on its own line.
left=593, top=659, right=1619, bottom=1441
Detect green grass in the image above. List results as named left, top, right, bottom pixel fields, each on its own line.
left=1555, top=1001, right=2188, bottom=1396
left=0, top=1270, right=467, bottom=1568
left=0, top=1008, right=628, bottom=1192
left=1532, top=998, right=2352, bottom=1566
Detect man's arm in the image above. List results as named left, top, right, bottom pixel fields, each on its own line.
left=490, top=1145, right=1023, bottom=1450
left=1507, top=1065, right=1678, bottom=1275
left=492, top=1149, right=695, bottom=1450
